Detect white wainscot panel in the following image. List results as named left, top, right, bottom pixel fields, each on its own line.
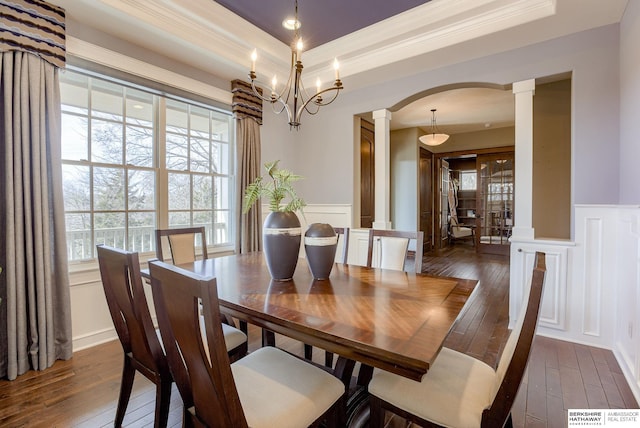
left=510, top=241, right=570, bottom=332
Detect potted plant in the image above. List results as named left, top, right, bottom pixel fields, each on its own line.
left=243, top=160, right=306, bottom=281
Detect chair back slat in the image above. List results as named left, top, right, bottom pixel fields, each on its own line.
left=482, top=251, right=546, bottom=427
left=366, top=229, right=424, bottom=273
left=96, top=245, right=166, bottom=375
left=333, top=227, right=350, bottom=264
left=149, top=260, right=248, bottom=427
left=155, top=227, right=208, bottom=264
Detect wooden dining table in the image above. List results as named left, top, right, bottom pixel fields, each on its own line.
left=143, top=251, right=478, bottom=383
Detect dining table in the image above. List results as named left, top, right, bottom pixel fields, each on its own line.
left=142, top=251, right=478, bottom=384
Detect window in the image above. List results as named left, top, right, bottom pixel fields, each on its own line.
left=459, top=170, right=477, bottom=191
left=60, top=70, right=234, bottom=262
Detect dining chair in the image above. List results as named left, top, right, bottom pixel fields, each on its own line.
left=334, top=226, right=350, bottom=264
left=368, top=251, right=547, bottom=428
left=366, top=229, right=424, bottom=273
left=450, top=216, right=475, bottom=245
left=148, top=259, right=347, bottom=428
left=155, top=226, right=208, bottom=264
left=155, top=227, right=248, bottom=362
left=96, top=245, right=172, bottom=428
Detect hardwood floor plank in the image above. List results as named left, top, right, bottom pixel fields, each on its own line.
left=575, top=343, right=602, bottom=387
left=546, top=367, right=563, bottom=398
left=525, top=343, right=548, bottom=421
left=546, top=390, right=566, bottom=428
left=585, top=383, right=610, bottom=409
left=560, top=366, right=589, bottom=410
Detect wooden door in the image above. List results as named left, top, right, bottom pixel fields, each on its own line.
left=419, top=149, right=433, bottom=251
left=360, top=120, right=375, bottom=228
left=476, top=153, right=514, bottom=255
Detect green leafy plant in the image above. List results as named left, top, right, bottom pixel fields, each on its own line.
left=243, top=160, right=306, bottom=214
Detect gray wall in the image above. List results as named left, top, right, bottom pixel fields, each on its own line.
left=261, top=24, right=622, bottom=210
left=620, top=0, right=640, bottom=204
left=390, top=128, right=420, bottom=230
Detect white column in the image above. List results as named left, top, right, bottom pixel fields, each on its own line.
left=511, top=79, right=535, bottom=240
left=373, top=109, right=392, bottom=229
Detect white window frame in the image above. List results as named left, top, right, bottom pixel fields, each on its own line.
left=60, top=68, right=236, bottom=265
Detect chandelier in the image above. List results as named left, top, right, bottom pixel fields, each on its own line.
left=419, top=109, right=450, bottom=146
left=248, top=0, right=343, bottom=130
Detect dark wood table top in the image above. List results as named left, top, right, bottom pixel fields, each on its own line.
left=145, top=252, right=477, bottom=381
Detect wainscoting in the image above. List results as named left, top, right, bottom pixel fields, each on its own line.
left=510, top=205, right=640, bottom=403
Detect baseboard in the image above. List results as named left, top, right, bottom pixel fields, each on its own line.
left=72, top=328, right=117, bottom=352
left=613, top=347, right=640, bottom=405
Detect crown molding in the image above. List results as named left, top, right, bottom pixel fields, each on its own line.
left=304, top=0, right=556, bottom=80
left=66, top=36, right=232, bottom=105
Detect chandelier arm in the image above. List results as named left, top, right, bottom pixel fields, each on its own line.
left=297, top=84, right=342, bottom=118
left=312, top=85, right=342, bottom=106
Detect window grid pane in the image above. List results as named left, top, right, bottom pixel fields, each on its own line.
left=60, top=70, right=234, bottom=261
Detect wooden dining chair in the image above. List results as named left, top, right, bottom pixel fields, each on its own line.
left=368, top=252, right=547, bottom=428
left=96, top=245, right=172, bottom=428
left=155, top=226, right=208, bottom=264
left=366, top=229, right=424, bottom=273
left=155, top=227, right=248, bottom=362
left=148, top=259, right=347, bottom=428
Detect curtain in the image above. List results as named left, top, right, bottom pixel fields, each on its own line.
left=0, top=50, right=72, bottom=380
left=0, top=0, right=72, bottom=380
left=232, top=80, right=262, bottom=253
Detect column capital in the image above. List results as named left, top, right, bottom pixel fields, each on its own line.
left=372, top=109, right=392, bottom=121
left=513, top=79, right=535, bottom=94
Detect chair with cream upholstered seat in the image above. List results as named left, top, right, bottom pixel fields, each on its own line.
left=148, top=259, right=347, bottom=428
left=368, top=252, right=547, bottom=428
left=366, top=229, right=424, bottom=273
left=450, top=216, right=475, bottom=246
left=97, top=245, right=173, bottom=428
left=155, top=227, right=248, bottom=362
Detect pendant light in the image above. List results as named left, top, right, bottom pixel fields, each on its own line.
left=419, top=108, right=449, bottom=146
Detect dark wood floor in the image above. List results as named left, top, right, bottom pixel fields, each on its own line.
left=0, top=245, right=636, bottom=427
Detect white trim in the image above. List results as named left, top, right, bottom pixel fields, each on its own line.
left=66, top=36, right=232, bottom=105
left=73, top=328, right=117, bottom=352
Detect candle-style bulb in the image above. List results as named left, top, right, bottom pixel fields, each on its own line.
left=296, top=38, right=303, bottom=61
left=333, top=58, right=340, bottom=80
left=271, top=75, right=277, bottom=93
left=316, top=77, right=321, bottom=93
left=250, top=49, right=257, bottom=73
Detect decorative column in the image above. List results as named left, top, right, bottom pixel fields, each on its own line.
left=511, top=79, right=536, bottom=240
left=373, top=109, right=392, bottom=229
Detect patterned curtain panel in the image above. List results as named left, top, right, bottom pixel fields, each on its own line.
left=0, top=0, right=66, bottom=68
left=231, top=79, right=263, bottom=124
left=232, top=80, right=263, bottom=253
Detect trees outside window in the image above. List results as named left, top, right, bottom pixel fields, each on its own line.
left=60, top=70, right=234, bottom=262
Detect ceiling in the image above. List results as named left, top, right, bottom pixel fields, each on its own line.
left=212, top=0, right=431, bottom=50
left=50, top=0, right=629, bottom=139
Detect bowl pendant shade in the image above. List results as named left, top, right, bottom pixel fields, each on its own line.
left=419, top=133, right=450, bottom=146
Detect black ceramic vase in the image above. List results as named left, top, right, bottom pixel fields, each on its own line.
left=304, top=223, right=338, bottom=280
left=263, top=211, right=302, bottom=281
